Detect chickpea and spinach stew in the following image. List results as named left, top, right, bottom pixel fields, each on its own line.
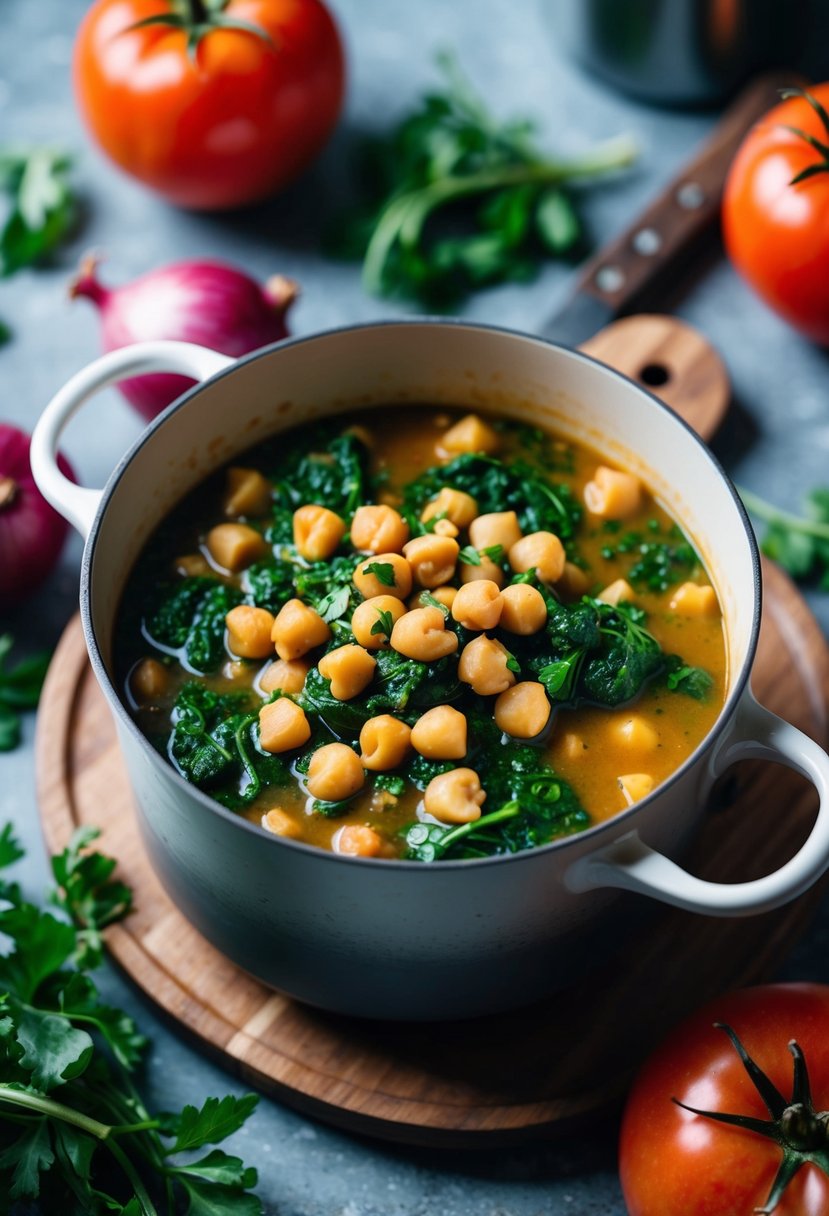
left=117, top=407, right=726, bottom=862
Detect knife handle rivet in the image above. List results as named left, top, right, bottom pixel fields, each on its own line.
left=633, top=227, right=661, bottom=256
left=596, top=265, right=625, bottom=293
left=677, top=182, right=705, bottom=210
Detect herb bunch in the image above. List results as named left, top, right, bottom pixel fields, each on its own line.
left=331, top=53, right=637, bottom=305
left=0, top=825, right=262, bottom=1215
left=740, top=485, right=829, bottom=586
left=0, top=634, right=50, bottom=752
left=0, top=148, right=77, bottom=341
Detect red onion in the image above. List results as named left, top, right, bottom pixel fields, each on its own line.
left=0, top=425, right=74, bottom=609
left=70, top=256, right=298, bottom=421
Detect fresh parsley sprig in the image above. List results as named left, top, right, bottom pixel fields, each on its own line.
left=739, top=485, right=829, bottom=585
left=0, top=634, right=50, bottom=752
left=0, top=825, right=263, bottom=1215
left=330, top=53, right=637, bottom=305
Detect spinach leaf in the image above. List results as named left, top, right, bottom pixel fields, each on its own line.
left=272, top=432, right=369, bottom=518
left=403, top=453, right=582, bottom=541
left=600, top=522, right=699, bottom=592
left=170, top=685, right=241, bottom=785
left=243, top=561, right=295, bottom=613
left=146, top=578, right=242, bottom=673
left=664, top=657, right=715, bottom=700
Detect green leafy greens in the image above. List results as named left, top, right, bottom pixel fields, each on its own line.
left=0, top=825, right=262, bottom=1214
left=740, top=485, right=829, bottom=586
left=0, top=634, right=50, bottom=752
left=330, top=53, right=636, bottom=304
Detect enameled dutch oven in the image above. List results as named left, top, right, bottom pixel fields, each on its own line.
left=31, top=322, right=829, bottom=1020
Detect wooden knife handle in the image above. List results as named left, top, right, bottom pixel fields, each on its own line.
left=570, top=69, right=802, bottom=317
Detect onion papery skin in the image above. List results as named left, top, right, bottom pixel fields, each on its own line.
left=0, top=426, right=75, bottom=610
left=71, top=257, right=297, bottom=421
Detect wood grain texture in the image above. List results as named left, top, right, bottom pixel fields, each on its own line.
left=36, top=559, right=829, bottom=1146
left=580, top=314, right=730, bottom=441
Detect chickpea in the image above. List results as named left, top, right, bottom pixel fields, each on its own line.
left=271, top=599, right=331, bottom=660
left=353, top=553, right=412, bottom=600
left=258, top=698, right=312, bottom=753
left=458, top=636, right=517, bottom=696
left=611, top=715, right=659, bottom=751
left=598, top=578, right=634, bottom=606
left=390, top=607, right=459, bottom=661
left=411, top=705, right=467, bottom=759
left=618, top=773, right=655, bottom=805
left=409, top=585, right=457, bottom=612
left=433, top=518, right=459, bottom=538
left=509, top=531, right=566, bottom=583
left=436, top=413, right=499, bottom=459
left=258, top=658, right=309, bottom=695
left=421, top=487, right=478, bottom=529
left=224, top=467, right=271, bottom=518
left=130, top=658, right=168, bottom=704
left=334, top=825, right=392, bottom=858
left=175, top=553, right=210, bottom=578
left=499, top=583, right=548, bottom=634
left=292, top=504, right=346, bottom=561
left=318, top=645, right=377, bottom=700
left=670, top=582, right=720, bottom=617
left=460, top=555, right=506, bottom=588
left=350, top=505, right=410, bottom=554
left=557, top=561, right=590, bottom=599
left=583, top=466, right=642, bottom=520
left=469, top=510, right=522, bottom=553
left=559, top=732, right=587, bottom=762
left=494, top=681, right=551, bottom=739
left=225, top=605, right=276, bottom=660
left=206, top=523, right=268, bottom=572
left=306, top=742, right=365, bottom=801
left=351, top=595, right=407, bottom=649
left=424, top=767, right=486, bottom=825
left=261, top=808, right=301, bottom=838
left=451, top=580, right=503, bottom=631
left=403, top=535, right=459, bottom=588
left=222, top=659, right=248, bottom=681
left=359, top=714, right=412, bottom=770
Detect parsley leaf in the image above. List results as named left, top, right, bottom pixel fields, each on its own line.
left=740, top=485, right=829, bottom=586
left=0, top=826, right=263, bottom=1214
left=0, top=634, right=50, bottom=752
left=458, top=544, right=482, bottom=565
left=330, top=54, right=636, bottom=304
left=370, top=607, right=395, bottom=639
left=0, top=148, right=76, bottom=277
left=361, top=560, right=395, bottom=587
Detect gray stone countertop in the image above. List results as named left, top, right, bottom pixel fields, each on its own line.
left=3, top=1, right=829, bottom=1212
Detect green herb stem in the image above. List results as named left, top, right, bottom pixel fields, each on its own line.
left=438, top=800, right=523, bottom=854
left=738, top=486, right=829, bottom=542
left=104, top=1137, right=160, bottom=1216
left=0, top=1084, right=112, bottom=1140
left=362, top=133, right=638, bottom=293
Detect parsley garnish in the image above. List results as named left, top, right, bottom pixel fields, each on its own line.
left=370, top=607, right=395, bottom=639
left=361, top=561, right=396, bottom=587
left=458, top=545, right=482, bottom=566
left=740, top=485, right=829, bottom=586
left=0, top=634, right=50, bottom=752
left=330, top=53, right=636, bottom=304
left=505, top=652, right=521, bottom=674
left=0, top=826, right=263, bottom=1212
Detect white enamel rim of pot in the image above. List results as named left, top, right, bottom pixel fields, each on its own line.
left=30, top=323, right=829, bottom=918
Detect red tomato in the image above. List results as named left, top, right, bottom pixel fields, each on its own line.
left=723, top=87, right=829, bottom=345
left=620, top=984, right=829, bottom=1216
left=73, top=0, right=345, bottom=210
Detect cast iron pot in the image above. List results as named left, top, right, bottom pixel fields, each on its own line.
left=31, top=322, right=829, bottom=1020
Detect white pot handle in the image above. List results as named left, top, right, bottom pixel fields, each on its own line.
left=565, top=691, right=829, bottom=916
left=31, top=341, right=234, bottom=540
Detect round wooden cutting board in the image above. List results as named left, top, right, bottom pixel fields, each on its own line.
left=36, top=558, right=829, bottom=1147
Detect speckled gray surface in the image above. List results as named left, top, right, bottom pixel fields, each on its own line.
left=4, top=2, right=829, bottom=1212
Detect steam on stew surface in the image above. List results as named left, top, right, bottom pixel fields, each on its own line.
left=117, top=407, right=726, bottom=861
